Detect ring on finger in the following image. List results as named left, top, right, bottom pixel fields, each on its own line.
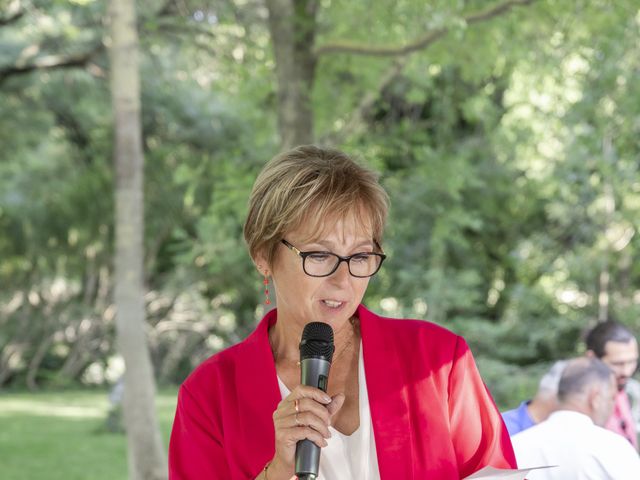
left=294, top=399, right=299, bottom=414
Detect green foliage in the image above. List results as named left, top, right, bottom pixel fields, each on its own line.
left=2, top=0, right=640, bottom=411
left=476, top=357, right=550, bottom=410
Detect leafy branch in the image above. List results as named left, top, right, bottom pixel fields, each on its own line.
left=315, top=0, right=537, bottom=57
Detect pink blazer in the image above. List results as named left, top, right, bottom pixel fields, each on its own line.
left=169, top=305, right=517, bottom=479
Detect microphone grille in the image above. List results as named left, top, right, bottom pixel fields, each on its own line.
left=300, top=322, right=334, bottom=362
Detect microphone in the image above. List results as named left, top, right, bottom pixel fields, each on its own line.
left=295, top=322, right=335, bottom=480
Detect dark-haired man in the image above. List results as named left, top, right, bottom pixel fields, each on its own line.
left=586, top=320, right=640, bottom=449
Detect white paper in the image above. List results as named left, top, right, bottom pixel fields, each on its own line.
left=464, top=465, right=557, bottom=480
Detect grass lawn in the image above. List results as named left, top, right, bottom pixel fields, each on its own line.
left=0, top=388, right=178, bottom=480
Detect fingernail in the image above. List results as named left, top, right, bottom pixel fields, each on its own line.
left=323, top=395, right=331, bottom=403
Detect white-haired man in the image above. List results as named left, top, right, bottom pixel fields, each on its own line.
left=512, top=357, right=640, bottom=480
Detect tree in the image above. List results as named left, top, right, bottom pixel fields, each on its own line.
left=265, top=0, right=317, bottom=149
left=107, top=0, right=167, bottom=477
left=2, top=0, right=640, bottom=413
left=264, top=0, right=538, bottom=148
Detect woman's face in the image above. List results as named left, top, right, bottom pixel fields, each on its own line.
left=266, top=213, right=376, bottom=332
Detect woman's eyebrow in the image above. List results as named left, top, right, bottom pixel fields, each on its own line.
left=303, top=240, right=375, bottom=250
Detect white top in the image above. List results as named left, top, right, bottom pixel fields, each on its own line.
left=277, top=341, right=381, bottom=480
left=511, top=410, right=640, bottom=480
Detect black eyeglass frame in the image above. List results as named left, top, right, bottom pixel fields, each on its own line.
left=281, top=239, right=386, bottom=278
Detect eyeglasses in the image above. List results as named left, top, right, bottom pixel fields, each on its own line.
left=281, top=239, right=386, bottom=278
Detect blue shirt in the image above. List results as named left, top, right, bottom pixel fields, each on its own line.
left=501, top=400, right=535, bottom=436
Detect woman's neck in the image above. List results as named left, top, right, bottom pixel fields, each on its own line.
left=269, top=316, right=358, bottom=365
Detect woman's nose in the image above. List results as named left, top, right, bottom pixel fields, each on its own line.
left=329, top=260, right=351, bottom=284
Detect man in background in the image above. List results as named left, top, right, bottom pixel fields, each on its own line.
left=501, top=360, right=566, bottom=436
left=511, top=357, right=640, bottom=480
left=585, top=320, right=640, bottom=449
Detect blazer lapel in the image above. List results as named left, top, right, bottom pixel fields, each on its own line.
left=235, top=310, right=282, bottom=474
left=359, top=305, right=414, bottom=479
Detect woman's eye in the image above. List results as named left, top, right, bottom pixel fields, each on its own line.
left=351, top=254, right=370, bottom=263
left=307, top=253, right=332, bottom=263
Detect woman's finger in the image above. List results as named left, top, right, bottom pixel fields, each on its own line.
left=294, top=397, right=331, bottom=425
left=291, top=411, right=332, bottom=438
left=290, top=385, right=332, bottom=404
left=273, top=386, right=330, bottom=421
left=275, top=423, right=328, bottom=448
left=274, top=406, right=331, bottom=439
left=327, top=393, right=345, bottom=420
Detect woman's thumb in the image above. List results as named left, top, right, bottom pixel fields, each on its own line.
left=327, top=393, right=345, bottom=418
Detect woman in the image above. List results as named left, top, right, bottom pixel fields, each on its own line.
left=169, top=146, right=516, bottom=479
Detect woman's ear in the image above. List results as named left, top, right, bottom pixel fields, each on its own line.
left=252, top=251, right=270, bottom=277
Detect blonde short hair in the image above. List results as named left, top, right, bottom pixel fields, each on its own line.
left=244, top=145, right=389, bottom=267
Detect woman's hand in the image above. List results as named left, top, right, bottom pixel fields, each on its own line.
left=267, top=385, right=345, bottom=479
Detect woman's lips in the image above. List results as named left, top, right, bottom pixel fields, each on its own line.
left=321, top=300, right=344, bottom=308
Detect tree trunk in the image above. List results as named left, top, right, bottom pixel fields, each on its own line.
left=58, top=319, right=97, bottom=380
left=598, top=136, right=615, bottom=323
left=265, top=0, right=317, bottom=149
left=158, top=333, right=191, bottom=384
left=107, top=0, right=167, bottom=478
left=26, top=334, right=54, bottom=391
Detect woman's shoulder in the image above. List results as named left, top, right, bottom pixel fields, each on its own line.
left=359, top=305, right=473, bottom=382
left=181, top=340, right=246, bottom=392
left=358, top=305, right=462, bottom=348
left=182, top=313, right=272, bottom=391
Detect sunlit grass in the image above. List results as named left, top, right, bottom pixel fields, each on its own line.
left=0, top=388, right=178, bottom=480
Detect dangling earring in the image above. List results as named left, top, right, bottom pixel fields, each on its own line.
left=263, top=274, right=271, bottom=305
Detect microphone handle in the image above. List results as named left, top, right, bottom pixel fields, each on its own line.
left=295, top=357, right=331, bottom=480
